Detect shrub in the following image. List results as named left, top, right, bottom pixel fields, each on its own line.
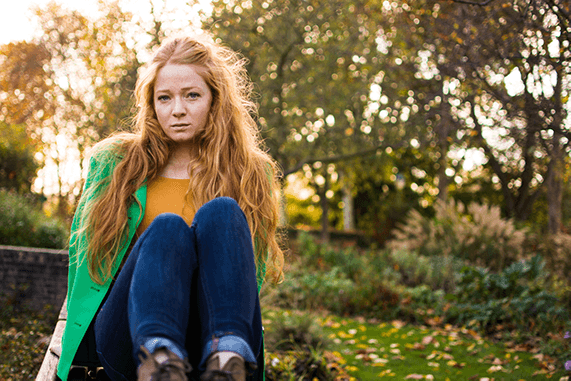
left=264, top=309, right=331, bottom=352
left=263, top=309, right=336, bottom=380
left=536, top=232, right=571, bottom=280
left=265, top=346, right=335, bottom=381
left=275, top=266, right=357, bottom=313
left=387, top=199, right=527, bottom=271
left=446, top=256, right=567, bottom=334
left=281, top=232, right=402, bottom=318
left=0, top=189, right=68, bottom=249
left=389, top=249, right=463, bottom=293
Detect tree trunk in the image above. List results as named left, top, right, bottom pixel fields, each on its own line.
left=342, top=184, right=355, bottom=231
left=318, top=176, right=330, bottom=243
left=547, top=141, right=563, bottom=235
left=278, top=186, right=287, bottom=227
left=546, top=45, right=565, bottom=236
left=437, top=154, right=449, bottom=201
left=436, top=92, right=452, bottom=201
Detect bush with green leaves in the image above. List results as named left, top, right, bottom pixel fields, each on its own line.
left=265, top=344, right=335, bottom=381
left=389, top=249, right=464, bottom=293
left=387, top=199, right=527, bottom=271
left=445, top=256, right=566, bottom=334
left=278, top=232, right=402, bottom=317
left=263, top=309, right=331, bottom=352
left=0, top=189, right=68, bottom=249
left=274, top=265, right=357, bottom=313
left=535, top=232, right=571, bottom=281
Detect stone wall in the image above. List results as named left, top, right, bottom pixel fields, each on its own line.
left=0, top=245, right=68, bottom=310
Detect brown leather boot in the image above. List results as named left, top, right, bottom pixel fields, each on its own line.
left=200, top=352, right=246, bottom=381
left=137, top=346, right=192, bottom=381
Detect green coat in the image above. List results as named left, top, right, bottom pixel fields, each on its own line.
left=57, top=145, right=266, bottom=380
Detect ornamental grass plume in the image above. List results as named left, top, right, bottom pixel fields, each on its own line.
left=387, top=199, right=526, bottom=271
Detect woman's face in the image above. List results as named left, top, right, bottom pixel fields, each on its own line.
left=153, top=63, right=213, bottom=148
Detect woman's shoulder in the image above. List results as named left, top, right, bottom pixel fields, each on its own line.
left=89, top=133, right=137, bottom=165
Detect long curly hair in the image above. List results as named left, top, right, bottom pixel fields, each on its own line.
left=80, top=34, right=284, bottom=285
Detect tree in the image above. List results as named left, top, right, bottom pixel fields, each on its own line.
left=381, top=0, right=570, bottom=234
left=0, top=1, right=142, bottom=217
left=0, top=123, right=39, bottom=193
left=0, top=41, right=56, bottom=129
left=204, top=0, right=405, bottom=239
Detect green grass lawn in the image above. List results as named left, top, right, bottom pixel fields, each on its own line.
left=263, top=307, right=569, bottom=380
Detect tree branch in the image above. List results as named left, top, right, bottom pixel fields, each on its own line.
left=468, top=96, right=515, bottom=215
left=450, top=0, right=495, bottom=5
left=543, top=0, right=571, bottom=25
left=282, top=141, right=404, bottom=178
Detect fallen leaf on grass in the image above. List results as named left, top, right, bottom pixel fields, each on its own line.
left=355, top=354, right=371, bottom=361
left=405, top=342, right=425, bottom=350
left=442, top=353, right=454, bottom=360
left=421, top=336, right=434, bottom=345
left=355, top=348, right=376, bottom=355
left=487, top=365, right=506, bottom=373
left=378, top=369, right=395, bottom=377
left=425, top=317, right=442, bottom=326
left=404, top=375, right=424, bottom=379
left=491, top=357, right=503, bottom=365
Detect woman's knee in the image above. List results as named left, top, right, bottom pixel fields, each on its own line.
left=148, top=213, right=188, bottom=231
left=194, top=197, right=246, bottom=228
left=141, top=213, right=192, bottom=249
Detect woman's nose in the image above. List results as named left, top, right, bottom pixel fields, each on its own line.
left=172, top=98, right=186, bottom=117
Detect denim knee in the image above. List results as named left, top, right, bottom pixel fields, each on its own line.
left=148, top=212, right=188, bottom=230
left=194, top=197, right=245, bottom=227
left=138, top=213, right=193, bottom=262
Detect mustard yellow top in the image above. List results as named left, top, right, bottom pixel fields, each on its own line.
left=137, top=176, right=193, bottom=236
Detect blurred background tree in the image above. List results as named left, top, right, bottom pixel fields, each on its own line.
left=0, top=0, right=569, bottom=246
left=0, top=123, right=39, bottom=193
left=402, top=0, right=571, bottom=235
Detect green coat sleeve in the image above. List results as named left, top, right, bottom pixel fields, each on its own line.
left=57, top=146, right=146, bottom=381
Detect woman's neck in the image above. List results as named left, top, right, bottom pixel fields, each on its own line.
left=159, top=146, right=194, bottom=179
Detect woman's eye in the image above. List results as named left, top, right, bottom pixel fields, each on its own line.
left=187, top=92, right=200, bottom=99
left=157, top=95, right=170, bottom=102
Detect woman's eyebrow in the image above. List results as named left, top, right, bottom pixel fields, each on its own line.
left=155, top=86, right=202, bottom=93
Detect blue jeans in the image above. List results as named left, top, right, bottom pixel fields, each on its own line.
left=94, top=197, right=263, bottom=381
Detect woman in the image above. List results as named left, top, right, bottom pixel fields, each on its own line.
left=56, top=34, right=284, bottom=381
